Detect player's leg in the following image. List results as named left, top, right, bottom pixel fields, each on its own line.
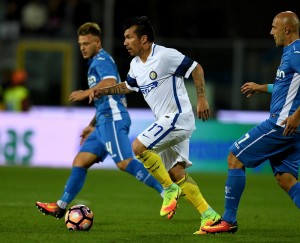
left=133, top=118, right=192, bottom=217
left=277, top=172, right=300, bottom=208
left=100, top=119, right=164, bottom=196
left=202, top=121, right=284, bottom=234
left=271, top=143, right=300, bottom=209
left=135, top=145, right=181, bottom=217
left=36, top=131, right=104, bottom=219
left=161, top=141, right=220, bottom=234
left=36, top=152, right=98, bottom=219
left=120, top=158, right=164, bottom=196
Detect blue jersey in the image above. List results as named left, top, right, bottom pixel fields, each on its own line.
left=230, top=39, right=300, bottom=177
left=81, top=49, right=134, bottom=163
left=270, top=39, right=300, bottom=126
left=87, top=49, right=128, bottom=124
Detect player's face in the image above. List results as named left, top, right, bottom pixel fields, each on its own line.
left=124, top=26, right=143, bottom=57
left=270, top=17, right=285, bottom=47
left=78, top=34, right=100, bottom=59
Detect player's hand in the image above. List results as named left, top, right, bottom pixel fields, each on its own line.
left=89, top=88, right=103, bottom=103
left=241, top=82, right=262, bottom=98
left=69, top=90, right=87, bottom=102
left=197, top=97, right=210, bottom=121
left=80, top=125, right=95, bottom=145
left=281, top=112, right=300, bottom=136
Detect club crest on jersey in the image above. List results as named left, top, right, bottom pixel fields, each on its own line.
left=149, top=71, right=157, bottom=80
left=140, top=81, right=158, bottom=95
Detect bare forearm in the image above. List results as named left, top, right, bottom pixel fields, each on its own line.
left=98, top=82, right=130, bottom=95
left=89, top=115, right=97, bottom=127
left=192, top=64, right=207, bottom=98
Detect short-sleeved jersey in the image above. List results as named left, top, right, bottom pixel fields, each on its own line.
left=87, top=49, right=128, bottom=124
left=270, top=39, right=300, bottom=126
left=125, top=44, right=197, bottom=130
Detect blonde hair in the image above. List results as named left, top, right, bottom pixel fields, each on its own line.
left=77, top=22, right=102, bottom=37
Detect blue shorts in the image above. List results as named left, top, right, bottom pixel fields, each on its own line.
left=80, top=117, right=134, bottom=164
left=230, top=119, right=300, bottom=179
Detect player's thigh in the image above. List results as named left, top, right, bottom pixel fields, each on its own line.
left=137, top=117, right=193, bottom=153
left=230, top=120, right=285, bottom=168
left=99, top=120, right=134, bottom=163
left=159, top=138, right=192, bottom=171
left=270, top=137, right=300, bottom=180
left=79, top=129, right=108, bottom=163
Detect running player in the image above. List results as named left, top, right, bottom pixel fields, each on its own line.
left=35, top=22, right=163, bottom=219
left=201, top=11, right=300, bottom=234
left=90, top=16, right=220, bottom=234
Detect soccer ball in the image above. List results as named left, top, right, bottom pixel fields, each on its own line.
left=64, top=204, right=94, bottom=231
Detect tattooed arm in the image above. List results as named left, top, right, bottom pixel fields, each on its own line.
left=89, top=82, right=132, bottom=103
left=191, top=63, right=210, bottom=121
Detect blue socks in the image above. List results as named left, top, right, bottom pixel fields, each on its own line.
left=58, top=166, right=87, bottom=208
left=222, top=169, right=245, bottom=224
left=288, top=182, right=300, bottom=208
left=125, top=158, right=164, bottom=196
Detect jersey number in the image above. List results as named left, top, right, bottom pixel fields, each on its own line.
left=105, top=141, right=113, bottom=154
left=238, top=133, right=250, bottom=144
left=148, top=123, right=163, bottom=136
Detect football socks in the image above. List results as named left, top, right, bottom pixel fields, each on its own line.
left=125, top=158, right=164, bottom=195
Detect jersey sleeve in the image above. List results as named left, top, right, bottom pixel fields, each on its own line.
left=125, top=74, right=139, bottom=92
left=162, top=48, right=197, bottom=78
left=290, top=50, right=300, bottom=74
left=94, top=58, right=118, bottom=81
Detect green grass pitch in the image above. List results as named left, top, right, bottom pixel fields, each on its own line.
left=0, top=166, right=299, bottom=243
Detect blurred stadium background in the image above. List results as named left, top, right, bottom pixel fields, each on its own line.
left=0, top=0, right=300, bottom=171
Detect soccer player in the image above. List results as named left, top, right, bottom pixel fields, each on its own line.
left=201, top=11, right=300, bottom=234
left=89, top=16, right=220, bottom=234
left=35, top=22, right=164, bottom=219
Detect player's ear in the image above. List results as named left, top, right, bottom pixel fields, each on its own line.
left=141, top=35, right=147, bottom=44
left=284, top=26, right=291, bottom=35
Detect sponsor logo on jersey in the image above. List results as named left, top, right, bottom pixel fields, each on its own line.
left=140, top=81, right=158, bottom=95
left=88, top=76, right=97, bottom=87
left=149, top=71, right=157, bottom=80
left=276, top=69, right=285, bottom=80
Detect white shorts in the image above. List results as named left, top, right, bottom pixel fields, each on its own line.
left=137, top=113, right=193, bottom=171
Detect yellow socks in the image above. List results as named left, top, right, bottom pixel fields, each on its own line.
left=137, top=150, right=173, bottom=188
left=176, top=174, right=210, bottom=214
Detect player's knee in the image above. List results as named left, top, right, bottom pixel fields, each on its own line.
left=228, top=152, right=244, bottom=169
left=275, top=173, right=297, bottom=192
left=72, top=152, right=96, bottom=169
left=116, top=158, right=132, bottom=171
left=169, top=162, right=186, bottom=182
left=132, top=138, right=146, bottom=156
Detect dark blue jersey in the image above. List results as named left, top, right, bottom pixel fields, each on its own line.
left=87, top=49, right=128, bottom=124
left=271, top=39, right=300, bottom=126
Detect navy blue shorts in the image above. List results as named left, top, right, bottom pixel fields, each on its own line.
left=230, top=119, right=300, bottom=179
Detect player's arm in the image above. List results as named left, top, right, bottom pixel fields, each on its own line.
left=241, top=82, right=273, bottom=98
left=281, top=107, right=300, bottom=136
left=69, top=78, right=116, bottom=102
left=89, top=82, right=132, bottom=103
left=192, top=63, right=210, bottom=121
left=80, top=115, right=96, bottom=145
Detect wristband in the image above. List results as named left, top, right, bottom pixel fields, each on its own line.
left=267, top=84, right=273, bottom=93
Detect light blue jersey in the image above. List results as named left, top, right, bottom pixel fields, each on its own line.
left=88, top=49, right=128, bottom=124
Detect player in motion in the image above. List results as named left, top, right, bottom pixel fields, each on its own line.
left=90, top=16, right=220, bottom=234
left=35, top=22, right=164, bottom=219
left=202, top=11, right=300, bottom=234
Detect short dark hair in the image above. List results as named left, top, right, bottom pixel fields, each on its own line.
left=123, top=16, right=155, bottom=42
left=77, top=22, right=102, bottom=38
